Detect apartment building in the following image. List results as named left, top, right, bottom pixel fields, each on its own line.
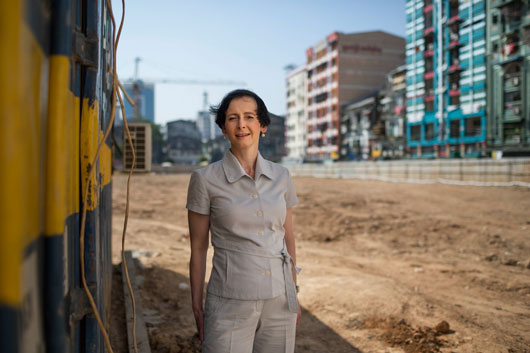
left=487, top=0, right=530, bottom=155
left=339, top=66, right=407, bottom=161
left=379, top=65, right=408, bottom=158
left=406, top=0, right=487, bottom=158
left=340, top=91, right=380, bottom=160
left=285, top=65, right=307, bottom=160
left=305, top=31, right=405, bottom=161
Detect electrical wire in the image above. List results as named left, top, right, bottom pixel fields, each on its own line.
left=78, top=0, right=140, bottom=353
left=108, top=2, right=140, bottom=352
left=116, top=71, right=140, bottom=353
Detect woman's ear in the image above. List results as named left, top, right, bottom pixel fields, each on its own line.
left=261, top=126, right=268, bottom=134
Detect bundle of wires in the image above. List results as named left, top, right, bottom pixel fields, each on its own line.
left=79, top=1, right=140, bottom=352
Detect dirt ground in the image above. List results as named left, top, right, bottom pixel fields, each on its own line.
left=109, top=173, right=530, bottom=353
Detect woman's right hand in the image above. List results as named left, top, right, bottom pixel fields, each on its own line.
left=192, top=306, right=204, bottom=341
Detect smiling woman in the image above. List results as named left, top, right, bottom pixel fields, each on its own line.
left=186, top=89, right=301, bottom=353
left=222, top=96, right=267, bottom=159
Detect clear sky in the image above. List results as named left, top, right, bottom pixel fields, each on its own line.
left=112, top=0, right=406, bottom=126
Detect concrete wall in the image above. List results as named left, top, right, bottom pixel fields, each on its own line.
left=286, top=158, right=530, bottom=185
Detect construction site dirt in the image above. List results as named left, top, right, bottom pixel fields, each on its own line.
left=110, top=173, right=530, bottom=353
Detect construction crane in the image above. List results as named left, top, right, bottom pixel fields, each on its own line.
left=126, top=57, right=246, bottom=119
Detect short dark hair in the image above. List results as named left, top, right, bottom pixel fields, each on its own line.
left=210, top=89, right=271, bottom=129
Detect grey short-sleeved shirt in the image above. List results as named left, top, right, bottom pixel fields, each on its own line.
left=186, top=149, right=298, bottom=300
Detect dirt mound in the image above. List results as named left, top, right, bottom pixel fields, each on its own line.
left=363, top=317, right=450, bottom=353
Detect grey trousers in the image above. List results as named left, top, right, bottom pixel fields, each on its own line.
left=202, top=292, right=297, bottom=353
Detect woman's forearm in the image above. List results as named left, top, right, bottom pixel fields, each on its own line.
left=189, top=248, right=208, bottom=310
left=188, top=210, right=210, bottom=311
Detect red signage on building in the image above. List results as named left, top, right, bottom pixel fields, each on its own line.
left=341, top=44, right=382, bottom=54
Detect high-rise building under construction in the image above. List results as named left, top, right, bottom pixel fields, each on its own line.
left=406, top=0, right=488, bottom=158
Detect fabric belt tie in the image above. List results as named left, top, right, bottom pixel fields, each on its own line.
left=213, top=241, right=300, bottom=314
left=280, top=248, right=301, bottom=314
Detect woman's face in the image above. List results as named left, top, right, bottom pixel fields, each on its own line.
left=222, top=96, right=267, bottom=151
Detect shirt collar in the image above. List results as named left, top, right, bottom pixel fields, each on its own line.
left=222, top=149, right=274, bottom=183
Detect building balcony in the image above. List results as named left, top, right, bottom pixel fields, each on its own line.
left=448, top=64, right=462, bottom=73
left=504, top=101, right=522, bottom=121
left=424, top=71, right=435, bottom=80
left=447, top=15, right=462, bottom=25
left=423, top=4, right=434, bottom=13
left=424, top=95, right=435, bottom=102
left=504, top=74, right=521, bottom=91
left=424, top=50, right=434, bottom=58
left=449, top=89, right=460, bottom=97
left=491, top=0, right=518, bottom=8
left=423, top=27, right=435, bottom=37
left=447, top=40, right=462, bottom=50
left=505, top=21, right=522, bottom=34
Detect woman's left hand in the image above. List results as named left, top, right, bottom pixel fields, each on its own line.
left=296, top=302, right=302, bottom=324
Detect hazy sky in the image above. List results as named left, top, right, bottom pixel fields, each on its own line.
left=112, top=0, right=406, bottom=126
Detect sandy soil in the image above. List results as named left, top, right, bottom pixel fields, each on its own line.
left=110, top=173, right=530, bottom=353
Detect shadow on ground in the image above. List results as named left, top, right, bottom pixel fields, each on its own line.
left=112, top=263, right=362, bottom=353
left=296, top=306, right=362, bottom=353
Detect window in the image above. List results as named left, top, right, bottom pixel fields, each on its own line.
left=425, top=123, right=435, bottom=140
left=450, top=120, right=460, bottom=138
left=465, top=117, right=481, bottom=137
left=410, top=125, right=421, bottom=141
left=426, top=100, right=434, bottom=111
left=315, top=92, right=328, bottom=103
left=503, top=123, right=521, bottom=143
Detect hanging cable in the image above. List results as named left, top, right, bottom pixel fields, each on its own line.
left=78, top=0, right=140, bottom=352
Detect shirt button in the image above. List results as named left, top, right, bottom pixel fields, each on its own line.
left=252, top=193, right=258, bottom=199
left=258, top=231, right=264, bottom=236
left=265, top=271, right=271, bottom=276
left=257, top=211, right=263, bottom=217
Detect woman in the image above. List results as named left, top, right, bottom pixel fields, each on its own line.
left=186, top=89, right=301, bottom=353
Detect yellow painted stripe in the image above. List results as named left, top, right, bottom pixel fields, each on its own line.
left=100, top=130, right=113, bottom=188
left=81, top=98, right=100, bottom=211
left=45, top=55, right=70, bottom=236
left=66, top=94, right=81, bottom=216
left=0, top=5, right=47, bottom=306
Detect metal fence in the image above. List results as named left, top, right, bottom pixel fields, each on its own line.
left=286, top=158, right=530, bottom=187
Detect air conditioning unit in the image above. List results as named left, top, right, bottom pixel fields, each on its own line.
left=123, top=123, right=152, bottom=172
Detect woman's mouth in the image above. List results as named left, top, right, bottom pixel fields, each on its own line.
left=235, top=133, right=250, bottom=138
